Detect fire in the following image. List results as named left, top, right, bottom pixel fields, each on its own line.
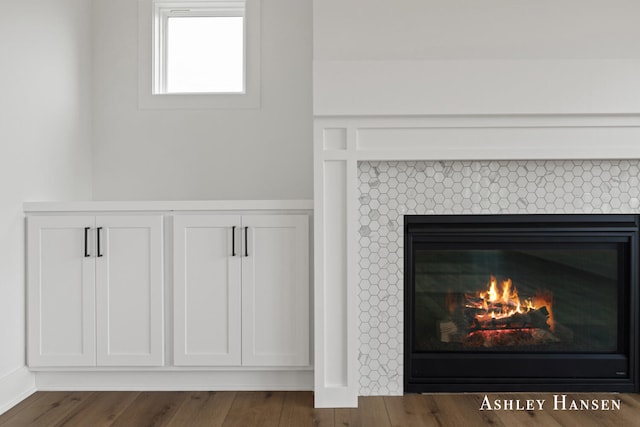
left=466, top=275, right=554, bottom=333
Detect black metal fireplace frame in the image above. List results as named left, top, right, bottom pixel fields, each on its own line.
left=404, top=214, right=639, bottom=393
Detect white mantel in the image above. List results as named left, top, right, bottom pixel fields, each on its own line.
left=313, top=114, right=640, bottom=407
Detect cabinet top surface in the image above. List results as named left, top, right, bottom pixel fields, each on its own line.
left=24, top=200, right=314, bottom=213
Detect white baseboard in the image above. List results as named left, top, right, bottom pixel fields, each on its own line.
left=35, top=370, right=313, bottom=391
left=0, top=367, right=36, bottom=416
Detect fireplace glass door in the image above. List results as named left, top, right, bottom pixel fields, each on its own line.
left=404, top=215, right=638, bottom=393
left=414, top=244, right=621, bottom=353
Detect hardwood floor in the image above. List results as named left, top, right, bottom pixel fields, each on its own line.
left=1, top=391, right=639, bottom=427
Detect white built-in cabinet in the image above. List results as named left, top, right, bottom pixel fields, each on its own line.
left=27, top=214, right=164, bottom=367
left=25, top=201, right=312, bottom=376
left=173, top=214, right=309, bottom=367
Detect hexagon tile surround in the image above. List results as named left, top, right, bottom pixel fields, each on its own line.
left=357, top=160, right=640, bottom=396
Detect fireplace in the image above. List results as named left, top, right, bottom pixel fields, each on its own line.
left=404, top=214, right=639, bottom=393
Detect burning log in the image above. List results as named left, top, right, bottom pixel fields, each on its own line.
left=467, top=306, right=551, bottom=332
left=439, top=275, right=560, bottom=347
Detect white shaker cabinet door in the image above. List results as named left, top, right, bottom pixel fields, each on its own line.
left=173, top=215, right=242, bottom=366
left=27, top=216, right=96, bottom=367
left=241, top=215, right=309, bottom=366
left=95, top=215, right=164, bottom=366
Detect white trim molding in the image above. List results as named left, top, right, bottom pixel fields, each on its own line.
left=35, top=370, right=312, bottom=391
left=0, top=368, right=36, bottom=416
left=313, top=114, right=640, bottom=407
left=138, top=0, right=261, bottom=109
left=314, top=60, right=640, bottom=116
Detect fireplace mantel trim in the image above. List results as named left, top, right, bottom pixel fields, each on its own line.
left=313, top=115, right=640, bottom=408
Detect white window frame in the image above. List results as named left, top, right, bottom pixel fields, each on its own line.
left=138, top=0, right=260, bottom=109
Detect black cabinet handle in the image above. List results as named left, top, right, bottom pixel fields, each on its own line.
left=97, top=227, right=103, bottom=257
left=84, top=227, right=90, bottom=257
left=244, top=226, right=248, bottom=257
left=232, top=226, right=236, bottom=257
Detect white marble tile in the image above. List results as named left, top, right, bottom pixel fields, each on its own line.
left=357, top=159, right=640, bottom=396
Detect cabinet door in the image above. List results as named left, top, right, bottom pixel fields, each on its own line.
left=173, top=215, right=242, bottom=366
left=241, top=215, right=309, bottom=366
left=27, top=216, right=96, bottom=367
left=95, top=215, right=164, bottom=366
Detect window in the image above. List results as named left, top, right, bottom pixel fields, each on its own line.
left=164, top=15, right=244, bottom=93
left=138, top=0, right=260, bottom=109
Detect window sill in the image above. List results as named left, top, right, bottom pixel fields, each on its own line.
left=138, top=91, right=260, bottom=110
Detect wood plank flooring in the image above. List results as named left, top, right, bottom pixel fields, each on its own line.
left=1, top=391, right=639, bottom=427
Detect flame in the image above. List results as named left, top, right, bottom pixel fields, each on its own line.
left=465, top=275, right=554, bottom=332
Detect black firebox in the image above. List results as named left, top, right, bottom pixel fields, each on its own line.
left=404, top=214, right=639, bottom=393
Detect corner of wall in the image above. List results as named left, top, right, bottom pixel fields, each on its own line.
left=0, top=368, right=36, bottom=416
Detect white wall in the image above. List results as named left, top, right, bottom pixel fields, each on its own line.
left=313, top=0, right=640, bottom=116
left=0, top=0, right=93, bottom=409
left=91, top=0, right=313, bottom=201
